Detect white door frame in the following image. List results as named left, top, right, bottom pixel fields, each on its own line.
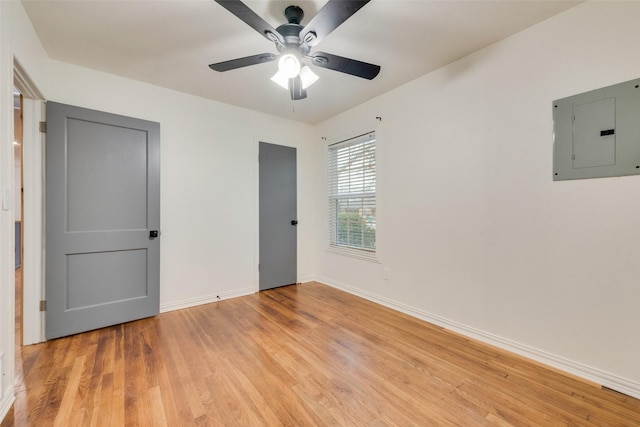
left=14, top=59, right=45, bottom=344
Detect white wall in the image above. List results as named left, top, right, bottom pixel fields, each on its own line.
left=315, top=1, right=640, bottom=398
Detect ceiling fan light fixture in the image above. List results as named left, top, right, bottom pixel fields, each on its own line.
left=278, top=54, right=301, bottom=79
left=270, top=68, right=290, bottom=90
left=299, top=65, right=319, bottom=89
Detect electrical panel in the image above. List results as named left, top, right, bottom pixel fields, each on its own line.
left=553, top=78, right=640, bottom=181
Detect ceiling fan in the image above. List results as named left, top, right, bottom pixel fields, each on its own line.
left=209, top=0, right=381, bottom=100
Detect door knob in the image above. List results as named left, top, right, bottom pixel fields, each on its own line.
left=291, top=220, right=298, bottom=226
left=149, top=230, right=159, bottom=238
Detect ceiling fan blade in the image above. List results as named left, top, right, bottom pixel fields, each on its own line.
left=300, top=0, right=371, bottom=47
left=215, top=0, right=284, bottom=45
left=310, top=52, right=380, bottom=80
left=209, top=53, right=277, bottom=72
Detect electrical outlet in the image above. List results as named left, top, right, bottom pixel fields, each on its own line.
left=383, top=267, right=391, bottom=281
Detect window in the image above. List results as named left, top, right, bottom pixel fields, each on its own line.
left=328, top=131, right=376, bottom=259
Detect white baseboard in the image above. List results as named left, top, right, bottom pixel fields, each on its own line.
left=297, top=275, right=316, bottom=284
left=317, top=277, right=640, bottom=400
left=160, top=287, right=255, bottom=313
left=0, top=388, right=15, bottom=424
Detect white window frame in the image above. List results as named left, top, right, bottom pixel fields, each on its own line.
left=327, top=130, right=379, bottom=262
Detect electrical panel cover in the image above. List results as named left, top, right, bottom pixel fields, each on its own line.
left=553, top=78, right=640, bottom=181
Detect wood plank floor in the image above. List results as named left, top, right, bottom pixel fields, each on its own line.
left=4, top=282, right=640, bottom=426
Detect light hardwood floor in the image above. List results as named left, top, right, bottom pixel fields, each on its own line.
left=3, top=281, right=640, bottom=426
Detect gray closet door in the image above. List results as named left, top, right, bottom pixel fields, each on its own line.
left=45, top=101, right=160, bottom=339
left=259, top=142, right=297, bottom=291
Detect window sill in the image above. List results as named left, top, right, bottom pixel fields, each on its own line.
left=327, top=245, right=380, bottom=263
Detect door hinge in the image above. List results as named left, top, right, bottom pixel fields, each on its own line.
left=39, top=121, right=47, bottom=133
left=258, top=263, right=260, bottom=272
left=39, top=300, right=46, bottom=311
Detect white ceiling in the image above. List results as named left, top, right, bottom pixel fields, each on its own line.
left=22, top=0, right=581, bottom=124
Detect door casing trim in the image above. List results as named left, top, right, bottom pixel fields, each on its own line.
left=14, top=59, right=45, bottom=345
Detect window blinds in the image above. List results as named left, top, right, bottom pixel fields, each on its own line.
left=327, top=131, right=376, bottom=257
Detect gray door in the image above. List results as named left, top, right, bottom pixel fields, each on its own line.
left=45, top=102, right=160, bottom=339
left=259, top=142, right=297, bottom=291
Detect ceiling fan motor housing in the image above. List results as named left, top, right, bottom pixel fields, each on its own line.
left=275, top=23, right=310, bottom=55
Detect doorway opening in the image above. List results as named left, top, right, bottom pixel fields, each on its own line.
left=13, top=87, right=23, bottom=348
left=12, top=87, right=26, bottom=420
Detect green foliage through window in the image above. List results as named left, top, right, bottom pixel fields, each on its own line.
left=336, top=212, right=376, bottom=250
